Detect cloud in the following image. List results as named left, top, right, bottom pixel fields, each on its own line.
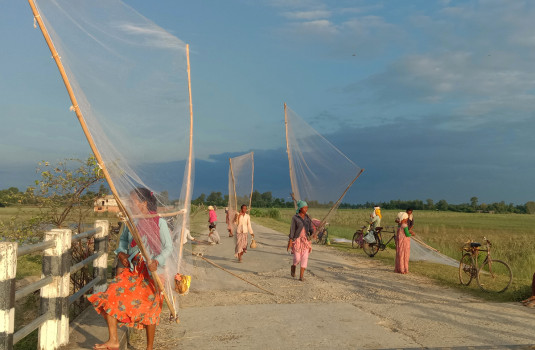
left=272, top=2, right=403, bottom=58
left=288, top=19, right=338, bottom=37
left=282, top=10, right=331, bottom=20
left=116, top=23, right=186, bottom=49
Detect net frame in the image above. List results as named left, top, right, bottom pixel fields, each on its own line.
left=28, top=0, right=194, bottom=321
left=284, top=103, right=364, bottom=230
left=227, top=152, right=254, bottom=233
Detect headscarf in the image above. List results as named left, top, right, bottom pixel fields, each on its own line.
left=396, top=211, right=408, bottom=223
left=296, top=200, right=308, bottom=214
left=374, top=206, right=382, bottom=219
left=208, top=205, right=214, bottom=211
left=131, top=210, right=161, bottom=255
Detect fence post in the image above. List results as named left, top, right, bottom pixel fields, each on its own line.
left=93, top=220, right=109, bottom=293
left=0, top=242, right=17, bottom=350
left=39, top=229, right=71, bottom=350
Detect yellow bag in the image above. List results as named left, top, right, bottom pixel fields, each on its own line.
left=250, top=238, right=257, bottom=249
left=174, top=273, right=191, bottom=295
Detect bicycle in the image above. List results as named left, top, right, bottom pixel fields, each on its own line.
left=351, top=226, right=367, bottom=249
left=354, top=226, right=396, bottom=257
left=313, top=224, right=329, bottom=245
left=458, top=237, right=512, bottom=293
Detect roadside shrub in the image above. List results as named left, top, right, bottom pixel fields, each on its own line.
left=267, top=208, right=281, bottom=220
left=249, top=208, right=264, bottom=217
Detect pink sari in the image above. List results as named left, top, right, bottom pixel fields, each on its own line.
left=292, top=228, right=312, bottom=268
left=394, top=223, right=410, bottom=274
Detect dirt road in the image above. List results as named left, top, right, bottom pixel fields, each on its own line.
left=130, top=215, right=535, bottom=349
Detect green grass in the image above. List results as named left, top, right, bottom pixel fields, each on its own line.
left=251, top=208, right=535, bottom=302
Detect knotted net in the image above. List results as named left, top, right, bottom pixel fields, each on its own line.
left=30, top=0, right=194, bottom=319
left=284, top=104, right=363, bottom=227
left=227, top=152, right=254, bottom=233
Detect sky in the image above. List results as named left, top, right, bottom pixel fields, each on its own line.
left=1, top=0, right=535, bottom=205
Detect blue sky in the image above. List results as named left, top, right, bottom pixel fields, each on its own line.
left=1, top=0, right=534, bottom=205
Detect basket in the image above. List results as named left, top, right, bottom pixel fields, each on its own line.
left=174, top=273, right=191, bottom=295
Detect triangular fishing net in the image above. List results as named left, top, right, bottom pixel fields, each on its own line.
left=30, top=0, right=194, bottom=320
left=227, top=152, right=254, bottom=233
left=284, top=104, right=363, bottom=226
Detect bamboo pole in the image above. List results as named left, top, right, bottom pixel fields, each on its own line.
left=177, top=44, right=194, bottom=274
left=284, top=103, right=298, bottom=210
left=318, top=168, right=365, bottom=230
left=229, top=158, right=238, bottom=212
left=28, top=0, right=177, bottom=321
left=248, top=152, right=254, bottom=211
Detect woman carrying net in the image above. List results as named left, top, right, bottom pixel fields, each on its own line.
left=88, top=188, right=172, bottom=350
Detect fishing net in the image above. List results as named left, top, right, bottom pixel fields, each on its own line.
left=30, top=0, right=194, bottom=319
left=410, top=238, right=459, bottom=267
left=284, top=104, right=363, bottom=226
left=227, top=152, right=254, bottom=233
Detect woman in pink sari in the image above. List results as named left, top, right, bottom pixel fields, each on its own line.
left=394, top=208, right=414, bottom=274
left=287, top=200, right=314, bottom=281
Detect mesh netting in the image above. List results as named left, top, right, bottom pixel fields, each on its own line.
left=31, top=0, right=193, bottom=319
left=410, top=238, right=459, bottom=267
left=284, top=104, right=363, bottom=225
left=227, top=152, right=254, bottom=232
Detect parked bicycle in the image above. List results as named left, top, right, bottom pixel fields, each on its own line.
left=311, top=218, right=329, bottom=245
left=458, top=237, right=512, bottom=293
left=352, top=226, right=367, bottom=249
left=353, top=226, right=396, bottom=257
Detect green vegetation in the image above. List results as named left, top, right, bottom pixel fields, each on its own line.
left=190, top=191, right=534, bottom=214
left=251, top=208, right=535, bottom=301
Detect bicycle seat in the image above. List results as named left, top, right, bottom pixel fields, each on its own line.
left=470, top=242, right=481, bottom=248
left=375, top=227, right=383, bottom=232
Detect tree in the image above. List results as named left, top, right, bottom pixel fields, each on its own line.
left=425, top=198, right=434, bottom=210
left=436, top=199, right=448, bottom=211
left=192, top=193, right=206, bottom=205
left=29, top=156, right=105, bottom=230
left=470, top=196, right=478, bottom=209
left=525, top=201, right=535, bottom=214
left=98, top=184, right=109, bottom=196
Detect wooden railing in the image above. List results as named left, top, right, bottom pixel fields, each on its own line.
left=0, top=220, right=109, bottom=350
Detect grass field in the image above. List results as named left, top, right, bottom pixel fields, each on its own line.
left=251, top=208, right=535, bottom=302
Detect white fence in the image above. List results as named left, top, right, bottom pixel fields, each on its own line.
left=0, top=220, right=109, bottom=350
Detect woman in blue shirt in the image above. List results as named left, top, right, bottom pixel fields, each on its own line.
left=89, top=187, right=172, bottom=350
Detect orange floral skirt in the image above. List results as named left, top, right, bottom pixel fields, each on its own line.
left=87, top=256, right=163, bottom=329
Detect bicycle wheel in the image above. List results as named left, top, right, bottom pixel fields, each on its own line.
left=352, top=231, right=362, bottom=249
left=477, top=259, right=512, bottom=293
left=458, top=253, right=475, bottom=286
left=363, top=242, right=379, bottom=257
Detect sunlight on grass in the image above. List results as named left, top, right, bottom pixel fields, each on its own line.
left=251, top=208, right=535, bottom=302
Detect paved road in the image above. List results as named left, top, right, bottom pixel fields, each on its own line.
left=127, top=212, right=535, bottom=349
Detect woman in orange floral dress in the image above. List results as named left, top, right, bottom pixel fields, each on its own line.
left=88, top=188, right=172, bottom=350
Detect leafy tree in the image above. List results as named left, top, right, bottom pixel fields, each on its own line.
left=436, top=199, right=448, bottom=211
left=525, top=201, right=535, bottom=214
left=192, top=193, right=206, bottom=205
left=28, top=156, right=105, bottom=230
left=470, top=196, right=478, bottom=209
left=98, top=184, right=109, bottom=196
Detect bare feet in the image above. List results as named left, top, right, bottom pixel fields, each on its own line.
left=93, top=342, right=119, bottom=350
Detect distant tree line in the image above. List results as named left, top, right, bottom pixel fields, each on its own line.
left=5, top=186, right=535, bottom=215
left=190, top=192, right=535, bottom=214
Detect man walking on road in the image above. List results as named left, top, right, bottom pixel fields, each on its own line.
left=234, top=204, right=254, bottom=262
